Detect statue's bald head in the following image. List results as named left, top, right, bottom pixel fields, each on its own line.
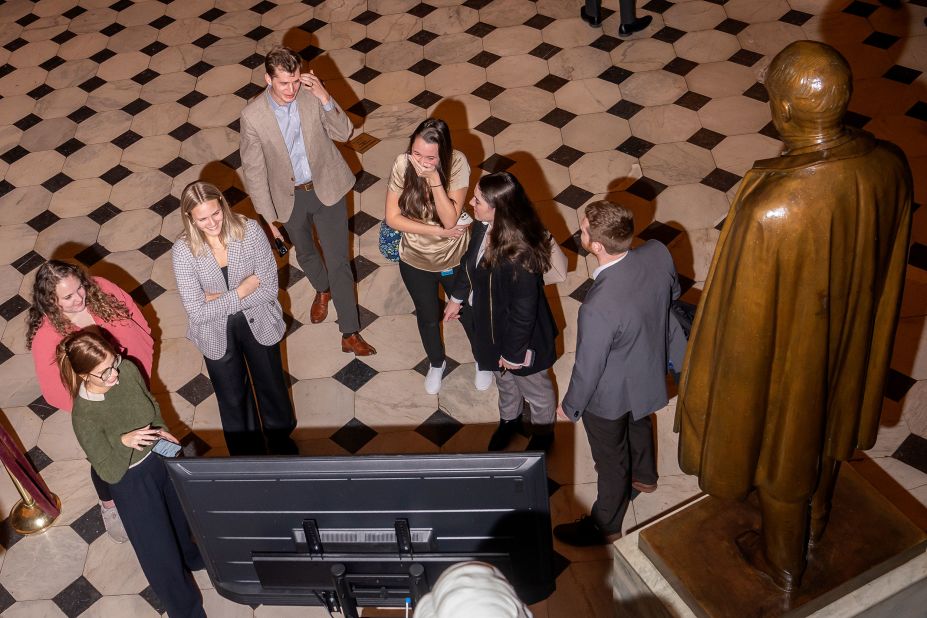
left=766, top=41, right=852, bottom=131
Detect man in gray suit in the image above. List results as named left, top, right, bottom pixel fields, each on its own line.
left=240, top=46, right=375, bottom=356
left=555, top=200, right=679, bottom=546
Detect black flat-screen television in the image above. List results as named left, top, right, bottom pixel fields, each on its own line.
left=165, top=453, right=554, bottom=616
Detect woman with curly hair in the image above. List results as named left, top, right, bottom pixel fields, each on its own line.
left=444, top=172, right=559, bottom=452
left=27, top=260, right=154, bottom=542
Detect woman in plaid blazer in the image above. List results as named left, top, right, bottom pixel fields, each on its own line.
left=172, top=181, right=297, bottom=456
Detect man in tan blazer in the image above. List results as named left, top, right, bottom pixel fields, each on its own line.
left=239, top=46, right=375, bottom=355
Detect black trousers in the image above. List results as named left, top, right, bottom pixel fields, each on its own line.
left=203, top=312, right=297, bottom=456
left=108, top=454, right=205, bottom=618
left=586, top=0, right=636, bottom=23
left=582, top=412, right=657, bottom=535
left=399, top=260, right=475, bottom=367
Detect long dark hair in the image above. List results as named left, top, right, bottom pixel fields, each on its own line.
left=398, top=118, right=453, bottom=224
left=480, top=172, right=552, bottom=275
left=26, top=261, right=131, bottom=350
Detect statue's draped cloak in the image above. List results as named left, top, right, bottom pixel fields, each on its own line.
left=676, top=130, right=913, bottom=503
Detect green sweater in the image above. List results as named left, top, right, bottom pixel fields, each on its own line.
left=71, top=360, right=166, bottom=484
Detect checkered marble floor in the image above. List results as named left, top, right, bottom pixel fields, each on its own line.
left=0, top=0, right=926, bottom=616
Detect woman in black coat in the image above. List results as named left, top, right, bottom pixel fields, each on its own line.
left=444, top=172, right=559, bottom=451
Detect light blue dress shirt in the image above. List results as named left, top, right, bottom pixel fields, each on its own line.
left=265, top=88, right=335, bottom=185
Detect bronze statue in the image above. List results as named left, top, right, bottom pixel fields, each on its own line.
left=675, top=40, right=913, bottom=592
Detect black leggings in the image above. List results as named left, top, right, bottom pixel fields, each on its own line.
left=399, top=260, right=476, bottom=368
left=90, top=466, right=112, bottom=502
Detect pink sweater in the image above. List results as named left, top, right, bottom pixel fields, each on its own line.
left=31, top=277, right=154, bottom=413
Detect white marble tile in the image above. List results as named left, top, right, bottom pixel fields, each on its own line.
left=1, top=600, right=67, bottom=618
left=79, top=595, right=161, bottom=618
left=0, top=526, right=88, bottom=600
left=355, top=370, right=438, bottom=430
left=291, top=377, right=355, bottom=441
left=83, top=534, right=149, bottom=595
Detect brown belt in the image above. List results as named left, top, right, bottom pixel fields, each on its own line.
left=295, top=181, right=314, bottom=191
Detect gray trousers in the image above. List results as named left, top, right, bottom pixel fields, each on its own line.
left=586, top=0, right=636, bottom=24
left=496, top=369, right=556, bottom=432
left=283, top=189, right=359, bottom=334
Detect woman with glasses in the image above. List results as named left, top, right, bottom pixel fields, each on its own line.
left=58, top=329, right=205, bottom=618
left=172, top=181, right=296, bottom=456
left=27, top=260, right=154, bottom=543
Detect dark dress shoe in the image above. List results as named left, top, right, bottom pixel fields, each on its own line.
left=310, top=290, right=331, bottom=323
left=631, top=479, right=657, bottom=493
left=579, top=6, right=602, bottom=27
left=553, top=515, right=621, bottom=547
left=488, top=417, right=522, bottom=451
left=341, top=332, right=377, bottom=356
left=526, top=432, right=554, bottom=453
left=618, top=15, right=652, bottom=37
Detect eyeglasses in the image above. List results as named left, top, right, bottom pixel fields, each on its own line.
left=88, top=355, right=122, bottom=381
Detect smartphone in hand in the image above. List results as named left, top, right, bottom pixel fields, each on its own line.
left=152, top=438, right=181, bottom=458
left=274, top=238, right=288, bottom=257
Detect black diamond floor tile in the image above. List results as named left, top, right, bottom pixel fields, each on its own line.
left=28, top=395, right=58, bottom=420
left=26, top=445, right=53, bottom=473
left=415, top=409, right=463, bottom=447
left=88, top=202, right=123, bottom=225
left=12, top=250, right=45, bottom=275
left=333, top=359, right=378, bottom=392
left=909, top=242, right=927, bottom=271
left=348, top=211, right=380, bottom=236
left=701, top=168, right=741, bottom=192
left=0, top=342, right=12, bottom=366
left=554, top=185, right=594, bottom=210
left=0, top=582, right=13, bottom=614
left=688, top=128, right=726, bottom=150
left=529, top=43, right=562, bottom=60
left=884, top=368, right=916, bottom=402
left=70, top=505, right=106, bottom=545
left=278, top=264, right=306, bottom=290
left=330, top=418, right=378, bottom=454
left=905, top=101, right=927, bottom=122
left=474, top=116, right=509, bottom=136
left=0, top=295, right=29, bottom=321
left=842, top=0, right=879, bottom=17
left=130, top=280, right=167, bottom=307
left=638, top=221, right=683, bottom=245
left=139, top=585, right=166, bottom=614
left=607, top=99, right=644, bottom=119
left=176, top=374, right=215, bottom=407
left=138, top=235, right=174, bottom=260
left=26, top=210, right=60, bottom=233
left=883, top=65, right=922, bottom=85
left=891, top=433, right=927, bottom=475
left=547, top=145, right=584, bottom=167
left=74, top=243, right=111, bottom=267
left=351, top=255, right=379, bottom=283
left=569, top=278, right=595, bottom=303
left=625, top=176, right=667, bottom=201
left=479, top=153, right=517, bottom=173
left=617, top=136, right=655, bottom=158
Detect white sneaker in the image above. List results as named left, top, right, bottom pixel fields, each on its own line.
left=425, top=361, right=446, bottom=395
left=475, top=368, right=494, bottom=391
left=100, top=502, right=128, bottom=543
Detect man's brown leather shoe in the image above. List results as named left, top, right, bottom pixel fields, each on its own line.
left=342, top=332, right=376, bottom=356
left=310, top=290, right=331, bottom=324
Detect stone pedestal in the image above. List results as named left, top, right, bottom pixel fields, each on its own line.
left=611, top=466, right=927, bottom=617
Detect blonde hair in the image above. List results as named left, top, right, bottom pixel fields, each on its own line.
left=56, top=330, right=116, bottom=399
left=179, top=181, right=247, bottom=257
